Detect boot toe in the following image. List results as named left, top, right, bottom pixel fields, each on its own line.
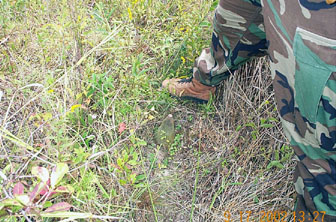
left=162, top=79, right=170, bottom=88
left=162, top=78, right=179, bottom=89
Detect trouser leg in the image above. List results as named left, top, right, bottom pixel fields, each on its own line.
left=262, top=0, right=336, bottom=220
left=193, top=0, right=267, bottom=86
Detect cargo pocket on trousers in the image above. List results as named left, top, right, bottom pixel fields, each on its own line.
left=294, top=27, right=336, bottom=123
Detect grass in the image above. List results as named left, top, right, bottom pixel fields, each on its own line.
left=0, top=0, right=294, bottom=221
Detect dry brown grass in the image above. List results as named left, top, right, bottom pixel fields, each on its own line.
left=131, top=58, right=295, bottom=221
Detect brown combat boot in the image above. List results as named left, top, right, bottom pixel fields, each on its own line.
left=162, top=77, right=216, bottom=103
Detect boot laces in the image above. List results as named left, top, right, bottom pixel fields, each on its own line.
left=177, top=77, right=193, bottom=84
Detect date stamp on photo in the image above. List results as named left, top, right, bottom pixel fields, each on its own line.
left=223, top=210, right=326, bottom=222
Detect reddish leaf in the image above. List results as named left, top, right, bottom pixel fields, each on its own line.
left=13, top=182, right=24, bottom=196
left=44, top=202, right=72, bottom=213
left=54, top=185, right=74, bottom=193
left=39, top=187, right=48, bottom=196
left=56, top=186, right=67, bottom=192
left=118, top=122, right=126, bottom=134
left=39, top=179, right=51, bottom=195
left=29, top=182, right=46, bottom=201
left=40, top=188, right=57, bottom=199
left=47, top=191, right=57, bottom=198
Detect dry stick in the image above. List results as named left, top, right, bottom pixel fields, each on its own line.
left=69, top=135, right=131, bottom=173
left=20, top=210, right=33, bottom=222
left=189, top=122, right=201, bottom=221
left=103, top=87, right=123, bottom=138
left=139, top=147, right=159, bottom=222
left=0, top=36, right=9, bottom=46
left=0, top=129, right=55, bottom=172
left=0, top=128, right=39, bottom=153
left=2, top=187, right=10, bottom=199
left=209, top=161, right=236, bottom=210
left=59, top=215, right=123, bottom=222
left=16, top=146, right=49, bottom=177
left=2, top=83, right=44, bottom=129
left=0, top=135, right=12, bottom=168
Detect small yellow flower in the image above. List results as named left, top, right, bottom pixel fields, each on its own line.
left=47, top=89, right=54, bottom=93
left=127, top=7, right=133, bottom=20
left=70, top=104, right=82, bottom=112
left=181, top=56, right=186, bottom=64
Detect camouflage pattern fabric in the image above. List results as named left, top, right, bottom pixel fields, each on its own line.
left=192, top=0, right=336, bottom=220
left=193, top=0, right=267, bottom=86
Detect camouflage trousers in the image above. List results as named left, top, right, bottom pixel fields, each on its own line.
left=193, top=0, right=336, bottom=220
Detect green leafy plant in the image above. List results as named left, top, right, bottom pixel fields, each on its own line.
left=0, top=163, right=75, bottom=219
left=114, top=135, right=147, bottom=187
left=267, top=145, right=294, bottom=170
left=170, top=133, right=183, bottom=156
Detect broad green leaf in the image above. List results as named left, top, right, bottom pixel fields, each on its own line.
left=244, top=122, right=256, bottom=128
left=267, top=161, right=284, bottom=169
left=134, top=183, right=146, bottom=188
left=40, top=211, right=92, bottom=218
left=274, top=162, right=284, bottom=169
left=0, top=198, right=23, bottom=209
left=127, top=160, right=138, bottom=166
left=199, top=21, right=211, bottom=27
left=268, top=117, right=279, bottom=122
left=43, top=201, right=53, bottom=208
left=50, top=163, right=69, bottom=188
left=117, top=158, right=123, bottom=168
left=136, top=140, right=147, bottom=146
left=0, top=209, right=8, bottom=217
left=119, top=179, right=127, bottom=185
left=260, top=123, right=274, bottom=128
left=15, top=195, right=30, bottom=206
left=132, top=152, right=138, bottom=161
left=235, top=125, right=242, bottom=132
left=135, top=174, right=145, bottom=182
left=42, top=112, right=53, bottom=121
left=44, top=202, right=72, bottom=213
left=210, top=0, right=219, bottom=11
left=32, top=166, right=49, bottom=182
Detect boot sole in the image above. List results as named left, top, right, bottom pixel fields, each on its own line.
left=173, top=95, right=208, bottom=104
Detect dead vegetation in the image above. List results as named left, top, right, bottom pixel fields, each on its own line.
left=0, top=0, right=294, bottom=221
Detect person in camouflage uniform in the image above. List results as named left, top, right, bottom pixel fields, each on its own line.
left=162, top=0, right=336, bottom=220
